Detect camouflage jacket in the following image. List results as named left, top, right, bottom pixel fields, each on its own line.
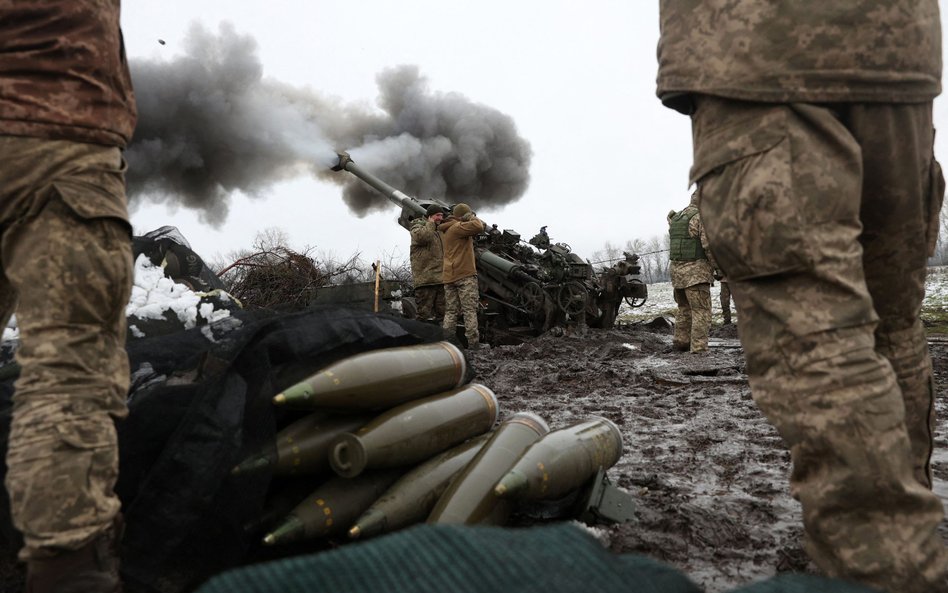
left=657, top=0, right=942, bottom=113
left=668, top=206, right=715, bottom=289
left=0, top=0, right=137, bottom=147
left=410, top=218, right=444, bottom=288
left=439, top=215, right=485, bottom=284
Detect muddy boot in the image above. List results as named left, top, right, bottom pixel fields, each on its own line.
left=672, top=341, right=690, bottom=352
left=26, top=517, right=122, bottom=593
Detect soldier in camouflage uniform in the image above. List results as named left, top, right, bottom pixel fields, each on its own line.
left=439, top=203, right=486, bottom=348
left=668, top=193, right=715, bottom=353
left=658, top=2, right=947, bottom=591
left=0, top=2, right=136, bottom=591
left=410, top=205, right=446, bottom=324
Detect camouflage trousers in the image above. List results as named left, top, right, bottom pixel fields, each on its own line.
left=719, top=281, right=732, bottom=324
left=0, top=136, right=133, bottom=560
left=672, top=284, right=711, bottom=352
left=443, top=275, right=480, bottom=346
left=414, top=284, right=445, bottom=323
left=693, top=96, right=947, bottom=592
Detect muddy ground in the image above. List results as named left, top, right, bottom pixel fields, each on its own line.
left=467, top=319, right=948, bottom=592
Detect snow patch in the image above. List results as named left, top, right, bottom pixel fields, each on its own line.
left=126, top=254, right=231, bottom=330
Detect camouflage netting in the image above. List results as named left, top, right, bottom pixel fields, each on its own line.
left=0, top=306, right=444, bottom=593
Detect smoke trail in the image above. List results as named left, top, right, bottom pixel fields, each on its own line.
left=126, top=22, right=532, bottom=223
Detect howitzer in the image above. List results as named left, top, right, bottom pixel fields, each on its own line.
left=330, top=152, right=647, bottom=342
left=332, top=152, right=448, bottom=230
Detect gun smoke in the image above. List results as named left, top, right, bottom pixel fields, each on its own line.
left=126, top=23, right=533, bottom=224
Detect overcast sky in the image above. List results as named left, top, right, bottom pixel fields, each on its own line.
left=121, top=2, right=948, bottom=268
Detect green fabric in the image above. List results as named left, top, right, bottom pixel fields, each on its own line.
left=668, top=208, right=706, bottom=262
left=195, top=523, right=880, bottom=593
left=195, top=523, right=700, bottom=593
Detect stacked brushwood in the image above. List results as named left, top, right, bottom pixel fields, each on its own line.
left=219, top=247, right=331, bottom=310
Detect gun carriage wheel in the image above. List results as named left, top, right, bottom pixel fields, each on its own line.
left=556, top=281, right=587, bottom=315
left=623, top=278, right=647, bottom=308
left=518, top=282, right=546, bottom=315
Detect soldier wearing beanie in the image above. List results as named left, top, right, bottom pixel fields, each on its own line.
left=410, top=204, right=446, bottom=323
left=439, top=203, right=486, bottom=348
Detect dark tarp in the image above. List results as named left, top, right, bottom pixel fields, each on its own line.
left=0, top=306, right=446, bottom=593
left=132, top=226, right=226, bottom=293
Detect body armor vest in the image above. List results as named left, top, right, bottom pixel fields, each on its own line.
left=668, top=208, right=707, bottom=262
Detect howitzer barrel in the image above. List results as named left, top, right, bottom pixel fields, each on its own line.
left=332, top=152, right=426, bottom=219
left=477, top=250, right=534, bottom=285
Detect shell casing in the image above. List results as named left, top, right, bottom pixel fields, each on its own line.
left=275, top=341, right=467, bottom=411
left=328, top=383, right=499, bottom=478
left=349, top=434, right=489, bottom=539
left=428, top=412, right=549, bottom=525
left=495, top=416, right=623, bottom=501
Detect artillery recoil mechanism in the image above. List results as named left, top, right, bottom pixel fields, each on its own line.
left=331, top=152, right=647, bottom=341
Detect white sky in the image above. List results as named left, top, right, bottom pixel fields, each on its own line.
left=121, top=2, right=948, bottom=267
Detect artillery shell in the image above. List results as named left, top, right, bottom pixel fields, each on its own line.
left=348, top=434, right=489, bottom=540
left=428, top=412, right=549, bottom=525
left=494, top=416, right=623, bottom=501
left=329, top=383, right=498, bottom=478
left=261, top=469, right=403, bottom=546
left=273, top=341, right=467, bottom=411
left=232, top=411, right=369, bottom=477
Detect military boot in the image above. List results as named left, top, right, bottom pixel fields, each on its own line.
left=26, top=516, right=122, bottom=593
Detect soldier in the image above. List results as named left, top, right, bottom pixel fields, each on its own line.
left=0, top=2, right=136, bottom=591
left=439, top=203, right=486, bottom=349
left=410, top=205, right=446, bottom=324
left=657, top=2, right=947, bottom=592
left=668, top=193, right=715, bottom=353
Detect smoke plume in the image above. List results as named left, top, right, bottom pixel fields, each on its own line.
left=126, top=23, right=533, bottom=223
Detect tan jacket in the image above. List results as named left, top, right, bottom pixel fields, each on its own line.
left=657, top=0, right=941, bottom=112
left=439, top=215, right=485, bottom=284
left=0, top=0, right=137, bottom=147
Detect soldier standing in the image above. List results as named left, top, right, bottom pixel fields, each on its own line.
left=668, top=193, right=714, bottom=353
left=410, top=205, right=446, bottom=324
left=440, top=203, right=486, bottom=349
left=0, top=1, right=136, bottom=591
left=658, top=2, right=947, bottom=591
